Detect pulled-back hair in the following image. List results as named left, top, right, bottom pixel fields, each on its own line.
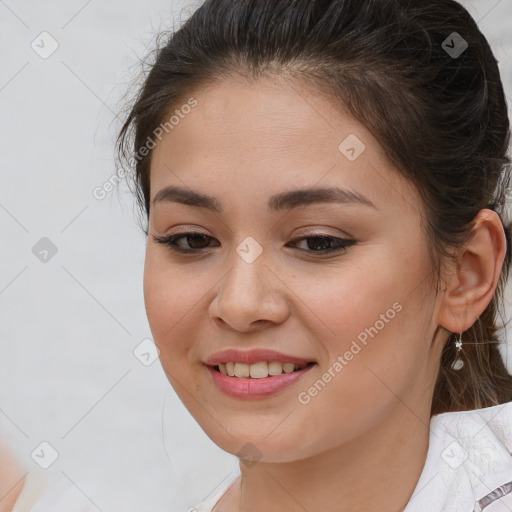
left=117, top=0, right=512, bottom=415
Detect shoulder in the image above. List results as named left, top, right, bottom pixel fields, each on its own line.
left=404, top=401, right=512, bottom=512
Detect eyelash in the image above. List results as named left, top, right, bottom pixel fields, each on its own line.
left=152, top=231, right=357, bottom=256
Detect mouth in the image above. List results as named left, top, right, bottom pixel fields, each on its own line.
left=206, top=361, right=317, bottom=399
left=210, top=361, right=316, bottom=379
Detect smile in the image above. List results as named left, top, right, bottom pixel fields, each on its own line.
left=214, top=361, right=310, bottom=378
left=206, top=362, right=317, bottom=398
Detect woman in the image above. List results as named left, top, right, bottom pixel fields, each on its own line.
left=115, top=0, right=512, bottom=510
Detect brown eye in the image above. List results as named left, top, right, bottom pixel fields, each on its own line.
left=152, top=232, right=356, bottom=256
left=152, top=232, right=219, bottom=253
left=186, top=234, right=211, bottom=249
left=288, top=235, right=356, bottom=255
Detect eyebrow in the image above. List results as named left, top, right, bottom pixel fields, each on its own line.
left=152, top=185, right=377, bottom=212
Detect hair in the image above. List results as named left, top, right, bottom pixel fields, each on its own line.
left=117, top=0, right=512, bottom=416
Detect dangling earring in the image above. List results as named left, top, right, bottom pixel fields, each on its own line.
left=451, top=332, right=464, bottom=370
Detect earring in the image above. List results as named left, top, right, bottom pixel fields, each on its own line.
left=451, top=332, right=464, bottom=370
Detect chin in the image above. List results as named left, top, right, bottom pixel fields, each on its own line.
left=199, top=421, right=318, bottom=464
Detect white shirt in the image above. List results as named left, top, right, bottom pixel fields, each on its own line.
left=193, top=401, right=512, bottom=511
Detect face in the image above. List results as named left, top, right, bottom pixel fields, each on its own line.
left=144, top=74, right=444, bottom=463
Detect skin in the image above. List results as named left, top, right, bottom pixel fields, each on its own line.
left=143, top=74, right=507, bottom=511
left=0, top=439, right=25, bottom=512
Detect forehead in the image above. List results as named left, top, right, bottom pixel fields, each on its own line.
left=149, top=74, right=420, bottom=215
left=166, top=74, right=361, bottom=155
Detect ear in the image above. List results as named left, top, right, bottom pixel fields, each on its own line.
left=437, top=209, right=508, bottom=333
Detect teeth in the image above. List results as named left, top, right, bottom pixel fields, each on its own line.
left=217, top=361, right=308, bottom=378
left=234, top=362, right=250, bottom=378
left=283, top=362, right=295, bottom=374
left=249, top=361, right=268, bottom=379
left=268, top=361, right=283, bottom=375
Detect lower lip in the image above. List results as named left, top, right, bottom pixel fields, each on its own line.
left=206, top=363, right=316, bottom=399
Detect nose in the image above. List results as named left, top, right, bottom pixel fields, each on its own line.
left=209, top=247, right=291, bottom=333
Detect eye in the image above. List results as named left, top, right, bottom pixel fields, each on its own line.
left=287, top=235, right=356, bottom=254
left=153, top=232, right=218, bottom=253
left=152, top=232, right=356, bottom=256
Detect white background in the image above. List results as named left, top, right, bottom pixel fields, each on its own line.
left=1, top=1, right=511, bottom=511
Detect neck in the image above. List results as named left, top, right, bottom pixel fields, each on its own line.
left=217, top=401, right=431, bottom=512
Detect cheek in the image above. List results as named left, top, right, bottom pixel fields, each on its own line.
left=296, top=257, right=412, bottom=350
left=296, top=247, right=433, bottom=397
left=143, top=251, right=200, bottom=357
left=143, top=260, right=207, bottom=404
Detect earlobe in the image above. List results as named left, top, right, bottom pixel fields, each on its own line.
left=437, top=209, right=507, bottom=334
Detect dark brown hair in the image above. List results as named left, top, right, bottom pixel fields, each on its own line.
left=117, top=0, right=512, bottom=415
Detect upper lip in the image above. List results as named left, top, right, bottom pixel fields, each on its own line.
left=204, top=348, right=316, bottom=366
